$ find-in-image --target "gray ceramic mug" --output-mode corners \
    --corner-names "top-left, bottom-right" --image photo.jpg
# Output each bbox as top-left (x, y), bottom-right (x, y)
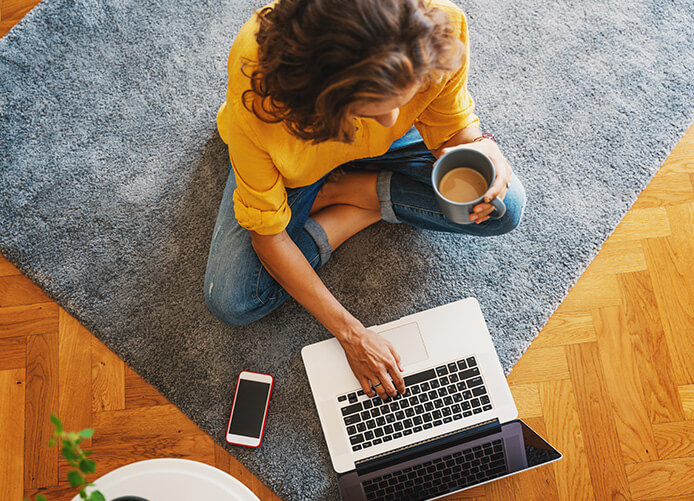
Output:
top-left (431, 147), bottom-right (506, 225)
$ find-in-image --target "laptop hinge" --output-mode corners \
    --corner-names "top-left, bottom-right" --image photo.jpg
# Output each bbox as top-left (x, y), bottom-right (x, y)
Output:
top-left (354, 418), bottom-right (501, 476)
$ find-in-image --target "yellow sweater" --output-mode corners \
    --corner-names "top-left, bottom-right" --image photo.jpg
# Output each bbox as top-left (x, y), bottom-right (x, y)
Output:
top-left (216, 0), bottom-right (479, 235)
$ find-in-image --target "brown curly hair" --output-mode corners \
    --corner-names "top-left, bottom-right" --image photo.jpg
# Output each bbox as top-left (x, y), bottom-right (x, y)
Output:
top-left (241, 0), bottom-right (464, 144)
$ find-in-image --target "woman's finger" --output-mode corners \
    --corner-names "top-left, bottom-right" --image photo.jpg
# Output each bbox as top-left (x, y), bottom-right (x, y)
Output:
top-left (473, 203), bottom-right (493, 214)
top-left (370, 375), bottom-right (389, 399)
top-left (358, 374), bottom-right (375, 397)
top-left (470, 203), bottom-right (495, 222)
top-left (483, 158), bottom-right (512, 202)
top-left (388, 361), bottom-right (406, 394)
top-left (378, 370), bottom-right (397, 397)
top-left (483, 173), bottom-right (506, 201)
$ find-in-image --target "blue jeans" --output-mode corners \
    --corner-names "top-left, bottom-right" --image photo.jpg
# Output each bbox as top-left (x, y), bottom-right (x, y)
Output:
top-left (204, 127), bottom-right (526, 326)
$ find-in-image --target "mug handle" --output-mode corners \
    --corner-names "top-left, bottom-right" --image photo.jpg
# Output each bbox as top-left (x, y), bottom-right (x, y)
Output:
top-left (489, 197), bottom-right (507, 219)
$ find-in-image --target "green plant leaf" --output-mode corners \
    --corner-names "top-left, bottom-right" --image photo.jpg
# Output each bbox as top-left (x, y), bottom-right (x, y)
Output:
top-left (67, 469), bottom-right (85, 487)
top-left (83, 450), bottom-right (93, 456)
top-left (37, 495), bottom-right (47, 501)
top-left (79, 458), bottom-right (96, 474)
top-left (89, 490), bottom-right (106, 501)
top-left (47, 438), bottom-right (55, 447)
top-left (62, 445), bottom-right (78, 461)
top-left (78, 428), bottom-right (94, 438)
top-left (50, 414), bottom-right (63, 432)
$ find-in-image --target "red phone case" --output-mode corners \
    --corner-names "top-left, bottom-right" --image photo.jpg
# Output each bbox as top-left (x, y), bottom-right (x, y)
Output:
top-left (225, 370), bottom-right (274, 448)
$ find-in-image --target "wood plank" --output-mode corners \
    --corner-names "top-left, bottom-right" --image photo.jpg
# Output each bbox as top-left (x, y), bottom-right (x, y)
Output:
top-left (586, 239), bottom-right (647, 275)
top-left (678, 385), bottom-right (694, 420)
top-left (619, 271), bottom-right (685, 423)
top-left (0, 275), bottom-right (51, 307)
top-left (643, 204), bottom-right (694, 385)
top-left (609, 207), bottom-right (671, 242)
top-left (24, 333), bottom-right (58, 489)
top-left (632, 173), bottom-right (694, 209)
top-left (0, 335), bottom-right (25, 370)
top-left (592, 306), bottom-right (658, 463)
top-left (23, 484), bottom-right (84, 501)
top-left (626, 457), bottom-right (694, 499)
top-left (629, 496), bottom-right (694, 501)
top-left (0, 21), bottom-right (15, 38)
top-left (484, 472), bottom-right (523, 501)
top-left (0, 0), bottom-right (40, 21)
top-left (652, 421), bottom-right (694, 459)
top-left (506, 346), bottom-right (570, 385)
top-left (125, 365), bottom-right (169, 408)
top-left (0, 369), bottom-right (26, 501)
top-left (0, 255), bottom-right (22, 276)
top-left (92, 404), bottom-right (203, 439)
top-left (82, 406), bottom-right (216, 479)
top-left (58, 308), bottom-right (92, 445)
top-left (557, 270), bottom-right (622, 312)
top-left (91, 337), bottom-right (124, 412)
top-left (508, 383), bottom-right (542, 418)
top-left (565, 343), bottom-right (630, 501)
top-left (59, 432), bottom-right (215, 482)
top-left (0, 302), bottom-right (58, 338)
top-left (538, 379), bottom-right (594, 501)
top-left (532, 311), bottom-right (596, 348)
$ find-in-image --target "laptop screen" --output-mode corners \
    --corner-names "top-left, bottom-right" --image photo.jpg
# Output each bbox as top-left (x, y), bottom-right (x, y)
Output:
top-left (338, 419), bottom-right (561, 501)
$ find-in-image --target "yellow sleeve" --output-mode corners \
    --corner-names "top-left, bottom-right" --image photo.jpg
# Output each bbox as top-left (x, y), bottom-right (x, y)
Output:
top-left (226, 116), bottom-right (291, 235)
top-left (415, 9), bottom-right (480, 151)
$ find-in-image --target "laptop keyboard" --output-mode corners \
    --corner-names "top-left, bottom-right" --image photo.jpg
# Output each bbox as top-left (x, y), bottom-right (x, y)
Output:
top-left (337, 356), bottom-right (493, 453)
top-left (362, 438), bottom-right (507, 500)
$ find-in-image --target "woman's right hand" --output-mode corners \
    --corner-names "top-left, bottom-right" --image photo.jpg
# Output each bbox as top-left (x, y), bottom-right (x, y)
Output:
top-left (337, 324), bottom-right (406, 399)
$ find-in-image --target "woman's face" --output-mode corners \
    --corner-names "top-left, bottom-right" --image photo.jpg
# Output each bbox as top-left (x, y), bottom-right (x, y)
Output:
top-left (351, 82), bottom-right (421, 129)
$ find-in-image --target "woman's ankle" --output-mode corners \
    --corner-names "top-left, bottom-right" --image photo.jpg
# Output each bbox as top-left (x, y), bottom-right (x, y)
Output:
top-left (311, 204), bottom-right (381, 250)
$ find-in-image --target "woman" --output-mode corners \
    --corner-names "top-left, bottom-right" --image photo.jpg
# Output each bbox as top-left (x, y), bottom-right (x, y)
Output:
top-left (206, 0), bottom-right (525, 401)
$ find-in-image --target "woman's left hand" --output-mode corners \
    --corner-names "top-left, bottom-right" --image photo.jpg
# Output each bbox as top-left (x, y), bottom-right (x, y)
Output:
top-left (439, 138), bottom-right (514, 224)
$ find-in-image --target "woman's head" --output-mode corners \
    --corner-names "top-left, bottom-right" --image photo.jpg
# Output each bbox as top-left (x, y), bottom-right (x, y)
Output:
top-left (242, 0), bottom-right (464, 143)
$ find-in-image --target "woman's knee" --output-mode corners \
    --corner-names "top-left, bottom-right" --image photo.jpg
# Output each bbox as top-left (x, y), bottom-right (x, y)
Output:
top-left (204, 268), bottom-right (261, 327)
top-left (498, 173), bottom-right (526, 233)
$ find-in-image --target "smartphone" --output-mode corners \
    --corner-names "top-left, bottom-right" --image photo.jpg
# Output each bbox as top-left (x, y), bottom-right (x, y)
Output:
top-left (225, 370), bottom-right (274, 448)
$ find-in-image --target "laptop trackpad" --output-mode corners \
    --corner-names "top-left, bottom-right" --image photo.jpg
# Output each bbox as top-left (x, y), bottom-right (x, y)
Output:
top-left (378, 322), bottom-right (428, 367)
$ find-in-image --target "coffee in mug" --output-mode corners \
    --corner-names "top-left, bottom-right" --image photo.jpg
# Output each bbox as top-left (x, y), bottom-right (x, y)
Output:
top-left (438, 167), bottom-right (488, 203)
top-left (431, 147), bottom-right (506, 225)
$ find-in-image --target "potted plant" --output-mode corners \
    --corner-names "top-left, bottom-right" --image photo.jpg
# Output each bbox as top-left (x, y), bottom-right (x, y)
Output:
top-left (25, 415), bottom-right (148, 501)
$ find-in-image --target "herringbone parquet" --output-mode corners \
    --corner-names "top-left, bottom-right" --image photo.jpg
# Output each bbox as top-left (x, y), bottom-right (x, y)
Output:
top-left (1, 4), bottom-right (693, 500)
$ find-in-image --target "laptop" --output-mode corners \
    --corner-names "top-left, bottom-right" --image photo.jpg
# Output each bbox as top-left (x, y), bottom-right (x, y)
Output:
top-left (301, 298), bottom-right (561, 500)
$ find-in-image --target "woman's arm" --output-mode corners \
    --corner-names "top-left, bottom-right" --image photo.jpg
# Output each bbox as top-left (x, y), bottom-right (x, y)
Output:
top-left (251, 230), bottom-right (406, 398)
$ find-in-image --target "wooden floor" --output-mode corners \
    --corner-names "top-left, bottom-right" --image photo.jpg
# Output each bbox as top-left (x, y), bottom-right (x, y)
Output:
top-left (2, 5), bottom-right (694, 500)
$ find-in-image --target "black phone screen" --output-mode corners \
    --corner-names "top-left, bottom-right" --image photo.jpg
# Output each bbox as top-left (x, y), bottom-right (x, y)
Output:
top-left (228, 379), bottom-right (271, 438)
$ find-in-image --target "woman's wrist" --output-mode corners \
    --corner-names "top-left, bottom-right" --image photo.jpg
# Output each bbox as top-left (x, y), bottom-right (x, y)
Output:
top-left (471, 131), bottom-right (496, 144)
top-left (330, 313), bottom-right (366, 344)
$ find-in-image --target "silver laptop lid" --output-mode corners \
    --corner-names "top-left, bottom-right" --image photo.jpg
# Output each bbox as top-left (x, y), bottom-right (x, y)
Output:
top-left (338, 419), bottom-right (561, 500)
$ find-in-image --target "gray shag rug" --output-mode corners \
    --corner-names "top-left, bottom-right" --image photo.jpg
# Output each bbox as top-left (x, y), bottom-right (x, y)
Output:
top-left (1, 0), bottom-right (692, 499)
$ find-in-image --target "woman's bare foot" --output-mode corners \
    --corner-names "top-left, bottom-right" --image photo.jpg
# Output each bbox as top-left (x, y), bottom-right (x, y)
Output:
top-left (310, 169), bottom-right (380, 215)
top-left (307, 169), bottom-right (382, 250)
